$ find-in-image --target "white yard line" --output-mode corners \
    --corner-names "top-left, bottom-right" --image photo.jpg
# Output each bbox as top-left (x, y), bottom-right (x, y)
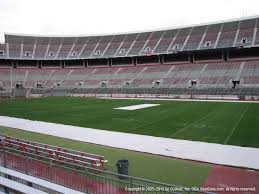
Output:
top-left (0, 116), bottom-right (259, 170)
top-left (224, 104), bottom-right (249, 144)
top-left (170, 111), bottom-right (214, 137)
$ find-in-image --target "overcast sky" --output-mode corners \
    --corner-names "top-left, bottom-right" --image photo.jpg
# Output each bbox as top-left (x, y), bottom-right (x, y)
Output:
top-left (0, 0), bottom-right (259, 42)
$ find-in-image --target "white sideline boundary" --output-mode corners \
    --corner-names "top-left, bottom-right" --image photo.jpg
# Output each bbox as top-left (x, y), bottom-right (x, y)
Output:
top-left (98, 96), bottom-right (259, 103)
top-left (0, 116), bottom-right (259, 170)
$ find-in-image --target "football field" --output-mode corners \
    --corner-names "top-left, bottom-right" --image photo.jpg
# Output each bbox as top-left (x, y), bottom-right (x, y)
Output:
top-left (0, 97), bottom-right (258, 148)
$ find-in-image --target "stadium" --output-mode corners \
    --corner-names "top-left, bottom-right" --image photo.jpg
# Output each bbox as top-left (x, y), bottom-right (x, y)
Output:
top-left (0, 0), bottom-right (259, 193)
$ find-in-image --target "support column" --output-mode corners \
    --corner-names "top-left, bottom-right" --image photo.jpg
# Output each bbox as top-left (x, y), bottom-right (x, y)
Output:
top-left (110, 58), bottom-right (113, 67)
top-left (135, 57), bottom-right (137, 66)
top-left (83, 60), bottom-right (86, 68)
top-left (162, 55), bottom-right (164, 64)
top-left (159, 55), bottom-right (164, 64)
top-left (223, 51), bottom-right (228, 61)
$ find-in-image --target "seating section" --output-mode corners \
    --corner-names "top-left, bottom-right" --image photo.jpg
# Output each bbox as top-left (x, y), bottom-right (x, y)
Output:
top-left (79, 37), bottom-right (101, 58)
top-left (21, 36), bottom-right (36, 59)
top-left (235, 19), bottom-right (256, 47)
top-left (168, 28), bottom-right (192, 52)
top-left (127, 32), bottom-right (151, 56)
top-left (141, 31), bottom-right (164, 55)
top-left (0, 69), bottom-right (11, 88)
top-left (1, 60), bottom-right (259, 90)
top-left (22, 44), bottom-right (34, 59)
top-left (34, 37), bottom-right (50, 59)
top-left (46, 37), bottom-right (63, 59)
top-left (34, 45), bottom-right (48, 59)
top-left (199, 24), bottom-right (221, 49)
top-left (1, 17), bottom-right (258, 59)
top-left (240, 60), bottom-right (259, 85)
top-left (164, 63), bottom-right (205, 87)
top-left (217, 21), bottom-right (239, 48)
top-left (8, 44), bottom-right (21, 58)
top-left (102, 35), bottom-right (126, 58)
top-left (91, 36), bottom-right (113, 58)
top-left (154, 30), bottom-right (178, 54)
top-left (115, 34), bottom-right (138, 57)
top-left (69, 37), bottom-right (88, 59)
top-left (0, 44), bottom-right (7, 59)
top-left (199, 62), bottom-right (241, 86)
top-left (25, 69), bottom-right (53, 87)
top-left (57, 37), bottom-right (75, 58)
top-left (1, 18), bottom-right (259, 93)
top-left (254, 18), bottom-right (259, 46)
top-left (44, 69), bottom-right (71, 87)
top-left (11, 69), bottom-right (27, 87)
top-left (184, 26), bottom-right (206, 51)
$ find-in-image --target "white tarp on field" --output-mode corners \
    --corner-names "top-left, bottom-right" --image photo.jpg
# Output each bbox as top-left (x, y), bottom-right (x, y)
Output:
top-left (114, 104), bottom-right (160, 110)
top-left (0, 116), bottom-right (259, 170)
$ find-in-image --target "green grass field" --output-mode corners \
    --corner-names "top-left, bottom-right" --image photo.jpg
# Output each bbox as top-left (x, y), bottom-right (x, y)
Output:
top-left (0, 97), bottom-right (258, 148)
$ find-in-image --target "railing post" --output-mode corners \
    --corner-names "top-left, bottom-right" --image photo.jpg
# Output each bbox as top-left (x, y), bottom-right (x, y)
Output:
top-left (130, 177), bottom-right (133, 194)
top-left (3, 142), bottom-right (6, 168)
top-left (25, 153), bottom-right (29, 174)
top-left (85, 167), bottom-right (88, 194)
top-left (49, 159), bottom-right (53, 182)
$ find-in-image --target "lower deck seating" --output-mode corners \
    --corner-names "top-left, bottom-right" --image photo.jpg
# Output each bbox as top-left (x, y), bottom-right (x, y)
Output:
top-left (1, 60), bottom-right (259, 94)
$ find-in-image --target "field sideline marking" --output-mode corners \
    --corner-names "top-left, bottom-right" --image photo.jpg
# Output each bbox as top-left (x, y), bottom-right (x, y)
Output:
top-left (170, 111), bottom-right (214, 137)
top-left (100, 97), bottom-right (259, 103)
top-left (224, 104), bottom-right (249, 144)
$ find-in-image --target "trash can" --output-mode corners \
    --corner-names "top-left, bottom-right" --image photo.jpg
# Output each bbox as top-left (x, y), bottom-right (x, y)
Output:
top-left (116, 159), bottom-right (129, 179)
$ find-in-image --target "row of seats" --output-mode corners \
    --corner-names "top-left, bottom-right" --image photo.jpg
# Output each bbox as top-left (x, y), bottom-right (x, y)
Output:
top-left (1, 60), bottom-right (259, 89)
top-left (1, 18), bottom-right (258, 59)
top-left (1, 133), bottom-right (107, 169)
top-left (35, 87), bottom-right (259, 97)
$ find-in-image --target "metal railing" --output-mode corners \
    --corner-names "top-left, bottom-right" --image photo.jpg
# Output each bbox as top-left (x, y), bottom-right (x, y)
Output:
top-left (0, 142), bottom-right (213, 194)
